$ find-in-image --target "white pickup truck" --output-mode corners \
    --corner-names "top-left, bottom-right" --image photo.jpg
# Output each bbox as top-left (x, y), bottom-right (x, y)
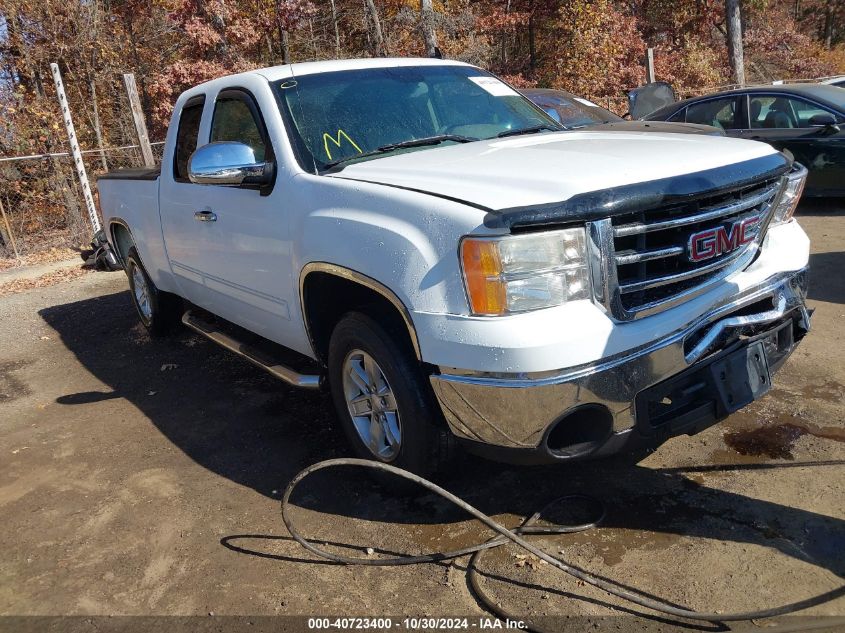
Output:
top-left (98, 58), bottom-right (811, 476)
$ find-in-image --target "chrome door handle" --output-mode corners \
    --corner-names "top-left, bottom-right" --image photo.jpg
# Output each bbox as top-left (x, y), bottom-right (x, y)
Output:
top-left (194, 210), bottom-right (217, 222)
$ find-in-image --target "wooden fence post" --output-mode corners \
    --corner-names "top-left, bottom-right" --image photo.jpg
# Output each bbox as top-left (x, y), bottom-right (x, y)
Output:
top-left (122, 73), bottom-right (155, 168)
top-left (89, 78), bottom-right (109, 172)
top-left (0, 197), bottom-right (20, 260)
top-left (645, 48), bottom-right (656, 84)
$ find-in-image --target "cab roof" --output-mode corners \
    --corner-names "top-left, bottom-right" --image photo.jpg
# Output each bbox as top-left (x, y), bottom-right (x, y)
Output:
top-left (187, 58), bottom-right (473, 93)
top-left (256, 57), bottom-right (471, 81)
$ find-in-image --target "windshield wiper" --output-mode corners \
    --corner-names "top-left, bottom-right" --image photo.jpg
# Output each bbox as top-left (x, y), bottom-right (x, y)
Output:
top-left (324, 134), bottom-right (477, 170)
top-left (496, 124), bottom-right (561, 138)
top-left (379, 134), bottom-right (478, 151)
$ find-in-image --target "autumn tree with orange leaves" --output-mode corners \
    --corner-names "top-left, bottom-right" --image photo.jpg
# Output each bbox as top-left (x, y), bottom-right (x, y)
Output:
top-left (0, 0), bottom-right (842, 252)
top-left (3, 0), bottom-right (842, 142)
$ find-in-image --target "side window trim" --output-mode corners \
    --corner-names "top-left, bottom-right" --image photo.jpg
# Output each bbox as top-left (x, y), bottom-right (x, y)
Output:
top-left (173, 95), bottom-right (206, 183)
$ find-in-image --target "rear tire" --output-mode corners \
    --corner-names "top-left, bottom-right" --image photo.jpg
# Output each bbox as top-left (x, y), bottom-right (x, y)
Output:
top-left (125, 246), bottom-right (182, 336)
top-left (327, 312), bottom-right (455, 480)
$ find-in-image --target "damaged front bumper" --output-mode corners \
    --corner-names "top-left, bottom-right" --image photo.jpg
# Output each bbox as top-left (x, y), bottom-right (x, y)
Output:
top-left (430, 268), bottom-right (810, 464)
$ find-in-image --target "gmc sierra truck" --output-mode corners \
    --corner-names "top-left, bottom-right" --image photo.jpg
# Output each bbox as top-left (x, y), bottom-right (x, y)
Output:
top-left (98, 58), bottom-right (811, 476)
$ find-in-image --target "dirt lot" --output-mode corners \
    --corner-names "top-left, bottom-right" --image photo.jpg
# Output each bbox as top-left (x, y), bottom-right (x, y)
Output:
top-left (1, 203), bottom-right (844, 631)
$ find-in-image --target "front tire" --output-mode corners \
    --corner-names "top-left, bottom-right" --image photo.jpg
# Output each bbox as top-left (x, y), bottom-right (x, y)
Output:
top-left (125, 246), bottom-right (182, 336)
top-left (327, 312), bottom-right (454, 479)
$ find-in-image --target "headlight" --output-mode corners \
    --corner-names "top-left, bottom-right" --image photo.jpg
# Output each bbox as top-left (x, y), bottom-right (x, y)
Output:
top-left (770, 163), bottom-right (807, 225)
top-left (460, 228), bottom-right (590, 315)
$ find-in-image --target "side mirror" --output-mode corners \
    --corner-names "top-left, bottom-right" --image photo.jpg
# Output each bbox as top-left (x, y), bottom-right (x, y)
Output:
top-left (188, 141), bottom-right (273, 186)
top-left (808, 113), bottom-right (840, 134)
top-left (808, 113), bottom-right (836, 127)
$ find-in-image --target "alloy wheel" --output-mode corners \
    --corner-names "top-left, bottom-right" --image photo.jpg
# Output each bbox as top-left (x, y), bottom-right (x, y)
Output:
top-left (341, 349), bottom-right (401, 461)
top-left (131, 264), bottom-right (153, 321)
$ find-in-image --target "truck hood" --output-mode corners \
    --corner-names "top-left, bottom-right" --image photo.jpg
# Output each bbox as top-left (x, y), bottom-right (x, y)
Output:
top-left (330, 131), bottom-right (781, 216)
top-left (581, 120), bottom-right (723, 135)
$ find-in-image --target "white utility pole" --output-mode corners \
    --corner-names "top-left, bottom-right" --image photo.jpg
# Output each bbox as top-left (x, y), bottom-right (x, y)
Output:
top-left (50, 62), bottom-right (101, 233)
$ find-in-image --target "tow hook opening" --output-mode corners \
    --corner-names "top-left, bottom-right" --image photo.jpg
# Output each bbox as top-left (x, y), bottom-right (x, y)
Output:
top-left (545, 405), bottom-right (613, 459)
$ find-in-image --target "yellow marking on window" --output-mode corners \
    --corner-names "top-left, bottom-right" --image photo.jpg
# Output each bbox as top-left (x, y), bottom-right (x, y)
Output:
top-left (323, 129), bottom-right (362, 160)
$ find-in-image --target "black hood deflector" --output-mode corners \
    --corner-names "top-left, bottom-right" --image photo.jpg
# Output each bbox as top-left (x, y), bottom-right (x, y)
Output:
top-left (483, 152), bottom-right (791, 231)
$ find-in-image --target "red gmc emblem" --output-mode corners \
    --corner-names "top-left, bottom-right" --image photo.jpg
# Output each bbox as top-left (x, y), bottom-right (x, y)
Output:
top-left (688, 215), bottom-right (761, 263)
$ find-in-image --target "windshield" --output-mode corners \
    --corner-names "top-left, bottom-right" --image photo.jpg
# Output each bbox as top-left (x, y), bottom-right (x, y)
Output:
top-left (275, 65), bottom-right (558, 171)
top-left (525, 91), bottom-right (620, 128)
top-left (818, 87), bottom-right (845, 109)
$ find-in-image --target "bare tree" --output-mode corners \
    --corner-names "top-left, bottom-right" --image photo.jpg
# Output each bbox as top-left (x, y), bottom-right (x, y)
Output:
top-left (823, 0), bottom-right (838, 49)
top-left (725, 0), bottom-right (745, 86)
top-left (279, 26), bottom-right (291, 63)
top-left (329, 0), bottom-right (341, 57)
top-left (364, 0), bottom-right (387, 56)
top-left (420, 0), bottom-right (438, 57)
top-left (501, 0), bottom-right (511, 66)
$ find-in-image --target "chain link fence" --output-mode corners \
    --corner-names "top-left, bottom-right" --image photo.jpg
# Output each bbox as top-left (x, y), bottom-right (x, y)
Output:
top-left (0, 65), bottom-right (167, 266)
top-left (0, 142), bottom-right (163, 264)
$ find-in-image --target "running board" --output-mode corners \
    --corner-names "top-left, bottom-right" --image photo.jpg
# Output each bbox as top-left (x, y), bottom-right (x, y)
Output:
top-left (182, 310), bottom-right (322, 389)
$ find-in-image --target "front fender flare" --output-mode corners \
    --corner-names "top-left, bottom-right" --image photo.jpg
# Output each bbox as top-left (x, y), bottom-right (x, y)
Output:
top-left (298, 262), bottom-right (423, 361)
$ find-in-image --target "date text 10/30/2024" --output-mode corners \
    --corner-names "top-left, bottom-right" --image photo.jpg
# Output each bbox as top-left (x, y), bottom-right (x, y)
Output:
top-left (307, 618), bottom-right (527, 630)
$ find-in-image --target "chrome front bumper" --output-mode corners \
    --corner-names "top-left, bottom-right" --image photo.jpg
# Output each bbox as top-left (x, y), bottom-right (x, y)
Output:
top-left (429, 268), bottom-right (809, 455)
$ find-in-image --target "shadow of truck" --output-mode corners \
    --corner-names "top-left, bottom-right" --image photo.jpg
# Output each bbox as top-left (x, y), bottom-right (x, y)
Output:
top-left (37, 288), bottom-right (845, 588)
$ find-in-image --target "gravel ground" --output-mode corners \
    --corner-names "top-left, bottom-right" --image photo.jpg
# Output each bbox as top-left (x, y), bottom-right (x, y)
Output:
top-left (0, 257), bottom-right (83, 283)
top-left (0, 203), bottom-right (843, 632)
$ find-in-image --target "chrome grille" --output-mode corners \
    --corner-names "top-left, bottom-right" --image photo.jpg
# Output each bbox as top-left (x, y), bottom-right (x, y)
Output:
top-left (591, 178), bottom-right (784, 320)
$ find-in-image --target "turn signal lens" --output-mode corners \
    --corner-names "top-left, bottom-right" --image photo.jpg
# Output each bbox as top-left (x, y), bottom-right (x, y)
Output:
top-left (461, 238), bottom-right (506, 315)
top-left (460, 228), bottom-right (590, 316)
top-left (771, 163), bottom-right (807, 225)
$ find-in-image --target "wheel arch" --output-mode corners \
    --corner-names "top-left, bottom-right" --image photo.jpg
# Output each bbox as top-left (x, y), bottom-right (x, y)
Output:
top-left (109, 218), bottom-right (136, 267)
top-left (299, 263), bottom-right (422, 365)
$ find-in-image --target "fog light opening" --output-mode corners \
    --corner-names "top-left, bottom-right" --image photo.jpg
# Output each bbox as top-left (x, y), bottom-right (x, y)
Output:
top-left (545, 405), bottom-right (613, 459)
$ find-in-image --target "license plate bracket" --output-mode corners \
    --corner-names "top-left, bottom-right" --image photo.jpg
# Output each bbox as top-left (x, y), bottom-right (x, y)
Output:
top-left (710, 340), bottom-right (772, 414)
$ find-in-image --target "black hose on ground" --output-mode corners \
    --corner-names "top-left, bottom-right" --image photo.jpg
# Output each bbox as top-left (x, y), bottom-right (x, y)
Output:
top-left (281, 458), bottom-right (845, 630)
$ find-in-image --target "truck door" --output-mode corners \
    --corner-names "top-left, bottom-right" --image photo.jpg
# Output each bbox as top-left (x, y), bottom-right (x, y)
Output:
top-left (160, 86), bottom-right (298, 346)
top-left (158, 95), bottom-right (209, 306)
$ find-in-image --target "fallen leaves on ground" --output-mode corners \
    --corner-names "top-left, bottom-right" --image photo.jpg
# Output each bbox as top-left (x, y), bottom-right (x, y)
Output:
top-left (0, 266), bottom-right (92, 297)
top-left (0, 246), bottom-right (82, 272)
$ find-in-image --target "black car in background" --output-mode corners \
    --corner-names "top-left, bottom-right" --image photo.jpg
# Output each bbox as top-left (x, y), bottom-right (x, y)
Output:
top-left (645, 84), bottom-right (845, 196)
top-left (522, 88), bottom-right (721, 135)
top-left (821, 76), bottom-right (845, 88)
